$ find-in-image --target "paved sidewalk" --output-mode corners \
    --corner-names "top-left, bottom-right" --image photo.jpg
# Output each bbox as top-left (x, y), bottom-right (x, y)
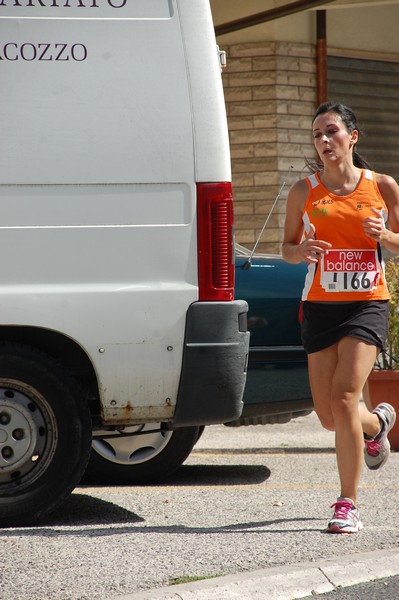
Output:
top-left (3, 410), bottom-right (397, 600)
top-left (108, 410), bottom-right (399, 600)
top-left (111, 549), bottom-right (399, 600)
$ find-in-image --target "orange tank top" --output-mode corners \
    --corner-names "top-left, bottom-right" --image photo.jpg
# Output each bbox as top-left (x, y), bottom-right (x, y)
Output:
top-left (301, 169), bottom-right (390, 302)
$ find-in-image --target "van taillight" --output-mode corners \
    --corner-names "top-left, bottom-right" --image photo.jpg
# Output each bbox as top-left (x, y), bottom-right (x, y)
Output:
top-left (197, 182), bottom-right (234, 301)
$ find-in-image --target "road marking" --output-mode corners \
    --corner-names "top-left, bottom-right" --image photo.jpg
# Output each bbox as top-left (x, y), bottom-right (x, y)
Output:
top-left (76, 483), bottom-right (398, 493)
top-left (191, 450), bottom-right (335, 456)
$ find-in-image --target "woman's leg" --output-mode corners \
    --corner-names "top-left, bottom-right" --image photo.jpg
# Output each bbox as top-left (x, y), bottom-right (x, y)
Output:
top-left (331, 338), bottom-right (378, 504)
top-left (307, 344), bottom-right (337, 431)
top-left (360, 381), bottom-right (381, 438)
top-left (308, 338), bottom-right (379, 505)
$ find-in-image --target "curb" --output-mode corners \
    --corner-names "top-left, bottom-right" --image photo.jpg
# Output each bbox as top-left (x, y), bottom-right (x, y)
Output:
top-left (107, 549), bottom-right (399, 600)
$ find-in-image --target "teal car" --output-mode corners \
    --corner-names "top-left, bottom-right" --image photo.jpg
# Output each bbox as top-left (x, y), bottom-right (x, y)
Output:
top-left (84, 246), bottom-right (313, 484)
top-left (231, 244), bottom-right (312, 426)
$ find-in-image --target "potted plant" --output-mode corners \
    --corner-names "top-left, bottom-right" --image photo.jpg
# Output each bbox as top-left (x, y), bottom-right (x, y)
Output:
top-left (364, 255), bottom-right (399, 449)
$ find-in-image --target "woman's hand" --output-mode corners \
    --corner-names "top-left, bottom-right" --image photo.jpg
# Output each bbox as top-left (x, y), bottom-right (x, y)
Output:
top-left (363, 208), bottom-right (386, 242)
top-left (298, 223), bottom-right (332, 264)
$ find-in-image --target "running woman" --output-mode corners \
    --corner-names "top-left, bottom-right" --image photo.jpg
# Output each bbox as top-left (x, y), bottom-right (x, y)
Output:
top-left (282, 101), bottom-right (399, 533)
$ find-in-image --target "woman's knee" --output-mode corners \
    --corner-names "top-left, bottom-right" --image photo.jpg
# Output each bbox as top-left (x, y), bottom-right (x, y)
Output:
top-left (331, 394), bottom-right (359, 419)
top-left (319, 417), bottom-right (335, 432)
top-left (314, 410), bottom-right (335, 431)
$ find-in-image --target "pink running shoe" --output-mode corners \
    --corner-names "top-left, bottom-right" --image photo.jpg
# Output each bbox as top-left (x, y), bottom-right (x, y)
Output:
top-left (364, 403), bottom-right (396, 470)
top-left (326, 498), bottom-right (363, 534)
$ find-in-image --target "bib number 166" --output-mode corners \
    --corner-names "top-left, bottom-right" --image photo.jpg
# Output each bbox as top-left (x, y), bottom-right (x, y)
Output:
top-left (321, 249), bottom-right (379, 293)
top-left (332, 272), bottom-right (376, 291)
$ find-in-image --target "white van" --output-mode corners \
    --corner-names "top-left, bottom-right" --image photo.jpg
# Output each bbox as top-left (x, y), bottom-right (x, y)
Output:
top-left (0, 0), bottom-right (249, 525)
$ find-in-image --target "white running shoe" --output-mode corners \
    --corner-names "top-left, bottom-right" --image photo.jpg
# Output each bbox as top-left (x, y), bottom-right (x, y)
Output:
top-left (326, 497), bottom-right (363, 534)
top-left (364, 403), bottom-right (396, 470)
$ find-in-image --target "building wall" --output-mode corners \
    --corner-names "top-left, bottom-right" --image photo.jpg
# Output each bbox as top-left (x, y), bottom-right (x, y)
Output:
top-left (328, 4), bottom-right (399, 56)
top-left (213, 1), bottom-right (399, 253)
top-left (212, 1), bottom-right (399, 54)
top-left (223, 41), bottom-right (316, 253)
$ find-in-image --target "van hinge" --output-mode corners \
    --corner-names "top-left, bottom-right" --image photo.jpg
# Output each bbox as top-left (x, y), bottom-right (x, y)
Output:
top-left (217, 46), bottom-right (227, 71)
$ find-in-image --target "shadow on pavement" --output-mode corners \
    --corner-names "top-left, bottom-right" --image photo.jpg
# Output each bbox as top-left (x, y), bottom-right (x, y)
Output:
top-left (167, 464), bottom-right (271, 485)
top-left (0, 493), bottom-right (145, 533)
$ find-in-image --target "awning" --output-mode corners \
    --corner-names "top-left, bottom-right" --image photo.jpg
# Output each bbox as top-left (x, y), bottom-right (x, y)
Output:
top-left (215, 0), bottom-right (397, 36)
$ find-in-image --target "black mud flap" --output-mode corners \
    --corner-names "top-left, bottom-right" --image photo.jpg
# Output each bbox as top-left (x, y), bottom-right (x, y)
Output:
top-left (173, 300), bottom-right (249, 427)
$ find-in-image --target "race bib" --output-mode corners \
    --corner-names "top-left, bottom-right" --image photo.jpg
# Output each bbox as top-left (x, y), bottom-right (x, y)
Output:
top-left (320, 249), bottom-right (380, 293)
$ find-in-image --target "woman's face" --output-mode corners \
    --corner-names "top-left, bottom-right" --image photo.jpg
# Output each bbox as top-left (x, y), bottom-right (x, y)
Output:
top-left (312, 111), bottom-right (358, 165)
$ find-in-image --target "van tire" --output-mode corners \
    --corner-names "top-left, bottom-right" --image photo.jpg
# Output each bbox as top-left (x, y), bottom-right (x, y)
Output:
top-left (0, 343), bottom-right (92, 527)
top-left (85, 424), bottom-right (201, 484)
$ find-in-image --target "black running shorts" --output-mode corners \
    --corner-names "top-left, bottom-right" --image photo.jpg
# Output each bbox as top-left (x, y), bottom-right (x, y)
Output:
top-left (301, 300), bottom-right (389, 354)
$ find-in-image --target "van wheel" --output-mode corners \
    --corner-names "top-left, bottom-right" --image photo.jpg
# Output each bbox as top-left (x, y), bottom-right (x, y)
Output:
top-left (85, 424), bottom-right (201, 484)
top-left (0, 344), bottom-right (92, 527)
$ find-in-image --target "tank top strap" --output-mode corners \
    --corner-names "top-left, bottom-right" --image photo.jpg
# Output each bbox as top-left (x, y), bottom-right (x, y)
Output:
top-left (362, 169), bottom-right (386, 210)
top-left (307, 173), bottom-right (319, 189)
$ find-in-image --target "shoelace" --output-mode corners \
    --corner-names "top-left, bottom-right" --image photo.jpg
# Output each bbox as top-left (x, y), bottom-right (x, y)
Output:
top-left (330, 501), bottom-right (353, 520)
top-left (364, 439), bottom-right (382, 457)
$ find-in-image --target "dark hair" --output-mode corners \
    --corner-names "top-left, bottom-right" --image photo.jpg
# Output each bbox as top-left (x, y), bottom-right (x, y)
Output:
top-left (308, 101), bottom-right (371, 171)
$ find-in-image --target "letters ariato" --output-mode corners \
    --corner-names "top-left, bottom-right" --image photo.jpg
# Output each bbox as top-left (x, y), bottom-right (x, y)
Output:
top-left (0, 0), bottom-right (126, 7)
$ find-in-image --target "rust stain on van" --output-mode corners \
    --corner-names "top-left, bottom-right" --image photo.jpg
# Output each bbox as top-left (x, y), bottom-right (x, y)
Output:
top-left (102, 402), bottom-right (174, 425)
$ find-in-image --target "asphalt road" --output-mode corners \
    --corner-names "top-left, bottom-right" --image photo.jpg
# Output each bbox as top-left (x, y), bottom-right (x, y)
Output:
top-left (302, 575), bottom-right (399, 600)
top-left (1, 411), bottom-right (398, 600)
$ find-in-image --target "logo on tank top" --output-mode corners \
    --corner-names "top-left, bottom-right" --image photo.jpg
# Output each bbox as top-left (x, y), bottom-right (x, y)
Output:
top-left (312, 208), bottom-right (328, 217)
top-left (312, 199), bottom-right (334, 206)
top-left (356, 201), bottom-right (373, 210)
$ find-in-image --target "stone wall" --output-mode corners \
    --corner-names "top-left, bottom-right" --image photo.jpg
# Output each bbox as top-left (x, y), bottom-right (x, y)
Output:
top-left (223, 42), bottom-right (317, 254)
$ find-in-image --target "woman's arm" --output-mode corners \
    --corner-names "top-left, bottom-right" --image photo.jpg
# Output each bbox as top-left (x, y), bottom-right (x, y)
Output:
top-left (364, 173), bottom-right (399, 254)
top-left (282, 179), bottom-right (331, 264)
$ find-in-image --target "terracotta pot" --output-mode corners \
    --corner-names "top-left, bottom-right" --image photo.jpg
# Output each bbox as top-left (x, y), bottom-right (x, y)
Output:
top-left (364, 370), bottom-right (399, 450)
